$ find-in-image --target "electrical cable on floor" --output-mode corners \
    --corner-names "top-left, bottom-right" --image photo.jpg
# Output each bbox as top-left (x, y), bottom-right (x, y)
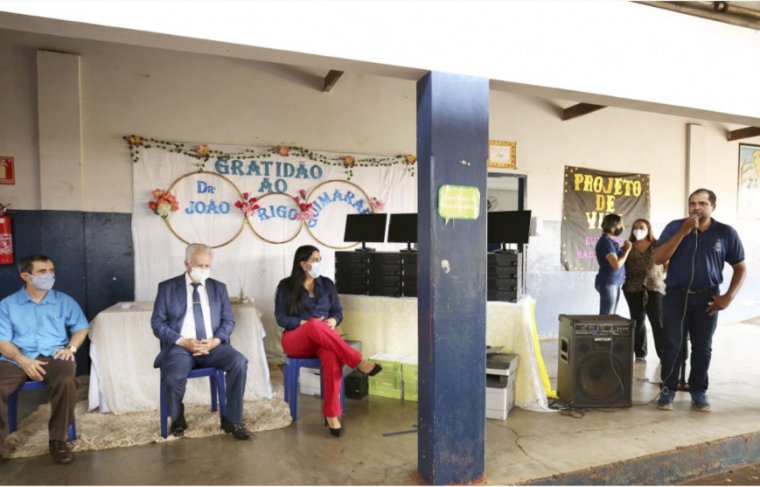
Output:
top-left (548, 398), bottom-right (586, 418)
top-left (382, 424), bottom-right (418, 437)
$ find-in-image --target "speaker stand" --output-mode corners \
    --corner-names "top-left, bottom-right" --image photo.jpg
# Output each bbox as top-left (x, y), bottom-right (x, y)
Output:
top-left (677, 358), bottom-right (690, 391)
top-left (677, 338), bottom-right (690, 392)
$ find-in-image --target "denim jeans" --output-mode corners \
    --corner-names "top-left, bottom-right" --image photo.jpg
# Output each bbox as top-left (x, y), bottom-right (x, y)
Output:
top-left (596, 284), bottom-right (621, 315)
top-left (623, 290), bottom-right (665, 359)
top-left (660, 287), bottom-right (718, 394)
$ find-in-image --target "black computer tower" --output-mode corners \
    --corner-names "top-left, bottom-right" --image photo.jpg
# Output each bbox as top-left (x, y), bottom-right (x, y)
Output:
top-left (335, 251), bottom-right (370, 295)
top-left (367, 252), bottom-right (402, 297)
top-left (401, 252), bottom-right (417, 297)
top-left (487, 251), bottom-right (522, 302)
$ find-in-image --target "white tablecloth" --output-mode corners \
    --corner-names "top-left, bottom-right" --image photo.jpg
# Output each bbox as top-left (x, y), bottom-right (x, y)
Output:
top-left (339, 295), bottom-right (549, 411)
top-left (88, 301), bottom-right (273, 413)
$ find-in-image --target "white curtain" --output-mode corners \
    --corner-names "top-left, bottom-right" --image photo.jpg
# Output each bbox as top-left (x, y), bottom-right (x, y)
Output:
top-left (131, 141), bottom-right (417, 356)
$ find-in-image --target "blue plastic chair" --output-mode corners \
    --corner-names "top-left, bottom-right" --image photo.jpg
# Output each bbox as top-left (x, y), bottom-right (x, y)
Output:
top-left (283, 356), bottom-right (346, 421)
top-left (7, 380), bottom-right (77, 441)
top-left (159, 367), bottom-right (226, 438)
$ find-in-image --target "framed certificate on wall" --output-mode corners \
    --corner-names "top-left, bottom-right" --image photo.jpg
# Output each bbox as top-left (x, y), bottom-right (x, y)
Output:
top-left (488, 140), bottom-right (516, 169)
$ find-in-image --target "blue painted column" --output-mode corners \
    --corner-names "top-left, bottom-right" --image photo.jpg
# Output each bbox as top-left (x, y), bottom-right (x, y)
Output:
top-left (416, 71), bottom-right (489, 484)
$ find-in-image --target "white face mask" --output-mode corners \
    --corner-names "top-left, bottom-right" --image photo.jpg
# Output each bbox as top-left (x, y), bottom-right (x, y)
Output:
top-left (189, 267), bottom-right (210, 283)
top-left (633, 229), bottom-right (648, 241)
top-left (30, 273), bottom-right (55, 291)
top-left (307, 262), bottom-right (321, 279)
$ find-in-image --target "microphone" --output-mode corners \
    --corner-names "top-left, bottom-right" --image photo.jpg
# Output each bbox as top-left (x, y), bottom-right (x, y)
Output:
top-left (689, 215), bottom-right (700, 236)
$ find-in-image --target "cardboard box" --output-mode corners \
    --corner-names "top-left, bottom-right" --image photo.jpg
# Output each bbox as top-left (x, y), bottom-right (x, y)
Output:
top-left (369, 353), bottom-right (404, 399)
top-left (400, 355), bottom-right (419, 401)
top-left (299, 366), bottom-right (321, 396)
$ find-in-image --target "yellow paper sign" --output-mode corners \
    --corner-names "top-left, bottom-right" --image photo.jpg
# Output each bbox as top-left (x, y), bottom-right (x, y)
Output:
top-left (438, 185), bottom-right (480, 220)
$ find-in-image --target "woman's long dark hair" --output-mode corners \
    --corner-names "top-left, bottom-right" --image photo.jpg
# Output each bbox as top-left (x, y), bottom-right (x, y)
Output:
top-left (600, 213), bottom-right (622, 234)
top-left (287, 245), bottom-right (319, 315)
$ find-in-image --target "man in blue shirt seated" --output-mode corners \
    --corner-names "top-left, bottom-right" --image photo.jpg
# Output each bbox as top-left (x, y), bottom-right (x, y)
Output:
top-left (654, 189), bottom-right (746, 412)
top-left (0, 254), bottom-right (89, 465)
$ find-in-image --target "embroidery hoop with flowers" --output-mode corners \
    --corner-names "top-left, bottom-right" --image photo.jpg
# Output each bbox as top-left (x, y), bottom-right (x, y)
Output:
top-left (124, 135), bottom-right (416, 179)
top-left (293, 189), bottom-right (315, 222)
top-left (147, 189), bottom-right (180, 219)
top-left (234, 192), bottom-right (260, 217)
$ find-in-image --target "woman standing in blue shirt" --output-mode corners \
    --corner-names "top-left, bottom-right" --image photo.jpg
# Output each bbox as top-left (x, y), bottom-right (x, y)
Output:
top-left (275, 245), bottom-right (381, 437)
top-left (595, 214), bottom-right (632, 314)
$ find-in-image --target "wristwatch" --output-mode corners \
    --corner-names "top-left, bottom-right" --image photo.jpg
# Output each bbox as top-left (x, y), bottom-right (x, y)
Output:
top-left (67, 345), bottom-right (78, 353)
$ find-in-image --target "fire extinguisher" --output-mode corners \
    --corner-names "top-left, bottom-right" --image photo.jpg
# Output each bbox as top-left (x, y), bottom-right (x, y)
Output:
top-left (0, 213), bottom-right (13, 265)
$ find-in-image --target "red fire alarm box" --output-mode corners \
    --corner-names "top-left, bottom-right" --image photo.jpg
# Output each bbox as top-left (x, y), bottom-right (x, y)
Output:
top-left (0, 157), bottom-right (14, 185)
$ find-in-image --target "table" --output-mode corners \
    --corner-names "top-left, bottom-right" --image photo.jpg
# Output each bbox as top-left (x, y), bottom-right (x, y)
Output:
top-left (339, 295), bottom-right (550, 411)
top-left (88, 301), bottom-right (273, 413)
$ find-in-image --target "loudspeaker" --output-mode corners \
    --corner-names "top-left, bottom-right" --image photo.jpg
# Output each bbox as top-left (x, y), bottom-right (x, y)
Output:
top-left (345, 371), bottom-right (368, 399)
top-left (557, 314), bottom-right (633, 408)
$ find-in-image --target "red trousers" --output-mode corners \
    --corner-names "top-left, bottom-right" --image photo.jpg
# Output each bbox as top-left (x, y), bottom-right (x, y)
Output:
top-left (281, 318), bottom-right (362, 417)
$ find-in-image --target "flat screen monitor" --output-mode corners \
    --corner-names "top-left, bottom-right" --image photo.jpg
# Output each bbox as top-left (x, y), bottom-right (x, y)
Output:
top-left (487, 210), bottom-right (532, 248)
top-left (387, 213), bottom-right (417, 251)
top-left (343, 213), bottom-right (388, 251)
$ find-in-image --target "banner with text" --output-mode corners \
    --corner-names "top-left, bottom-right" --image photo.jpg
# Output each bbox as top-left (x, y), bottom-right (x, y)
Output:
top-left (130, 137), bottom-right (417, 331)
top-left (561, 166), bottom-right (650, 271)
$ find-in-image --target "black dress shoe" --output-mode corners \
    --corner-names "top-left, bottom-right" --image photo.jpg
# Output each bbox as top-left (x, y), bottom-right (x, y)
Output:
top-left (221, 418), bottom-right (253, 440)
top-left (170, 403), bottom-right (187, 437)
top-left (324, 417), bottom-right (343, 437)
top-left (49, 439), bottom-right (74, 465)
top-left (366, 363), bottom-right (383, 377)
top-left (170, 418), bottom-right (186, 437)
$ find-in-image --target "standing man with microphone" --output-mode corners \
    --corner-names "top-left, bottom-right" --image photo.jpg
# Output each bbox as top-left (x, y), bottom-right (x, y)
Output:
top-left (653, 188), bottom-right (746, 411)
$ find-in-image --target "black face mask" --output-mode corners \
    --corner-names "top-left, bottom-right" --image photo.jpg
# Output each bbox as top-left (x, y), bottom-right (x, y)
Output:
top-left (613, 227), bottom-right (624, 237)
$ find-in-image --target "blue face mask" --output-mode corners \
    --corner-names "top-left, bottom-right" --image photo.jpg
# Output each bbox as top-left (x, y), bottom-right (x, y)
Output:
top-left (30, 273), bottom-right (55, 291)
top-left (307, 262), bottom-right (321, 279)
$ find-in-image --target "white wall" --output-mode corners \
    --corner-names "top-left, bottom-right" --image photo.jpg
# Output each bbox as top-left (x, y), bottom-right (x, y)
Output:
top-left (2, 27), bottom-right (759, 333)
top-left (0, 28), bottom-right (416, 212)
top-left (490, 90), bottom-right (760, 223)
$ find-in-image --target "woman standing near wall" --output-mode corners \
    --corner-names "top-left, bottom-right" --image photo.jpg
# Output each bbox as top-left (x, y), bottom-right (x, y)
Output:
top-left (622, 218), bottom-right (666, 361)
top-left (595, 214), bottom-right (632, 314)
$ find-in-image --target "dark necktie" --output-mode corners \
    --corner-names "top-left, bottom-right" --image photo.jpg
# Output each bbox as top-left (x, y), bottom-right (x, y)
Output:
top-left (191, 282), bottom-right (207, 340)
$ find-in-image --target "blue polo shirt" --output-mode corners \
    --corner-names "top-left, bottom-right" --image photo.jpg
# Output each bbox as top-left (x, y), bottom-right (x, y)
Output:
top-left (595, 234), bottom-right (626, 286)
top-left (274, 276), bottom-right (343, 331)
top-left (0, 287), bottom-right (89, 366)
top-left (658, 218), bottom-right (745, 289)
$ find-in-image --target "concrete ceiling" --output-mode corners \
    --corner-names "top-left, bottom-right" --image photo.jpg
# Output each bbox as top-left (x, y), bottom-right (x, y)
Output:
top-left (1, 2), bottom-right (760, 128)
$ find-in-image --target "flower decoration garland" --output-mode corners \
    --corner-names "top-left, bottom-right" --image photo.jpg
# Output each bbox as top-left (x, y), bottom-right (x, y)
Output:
top-left (369, 197), bottom-right (385, 213)
top-left (293, 189), bottom-right (315, 222)
top-left (147, 189), bottom-right (180, 219)
top-left (195, 144), bottom-right (210, 158)
top-left (234, 193), bottom-right (261, 217)
top-left (124, 135), bottom-right (416, 179)
top-left (126, 135), bottom-right (143, 147)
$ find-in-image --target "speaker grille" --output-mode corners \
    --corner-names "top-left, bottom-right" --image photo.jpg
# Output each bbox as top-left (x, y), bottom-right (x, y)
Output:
top-left (577, 353), bottom-right (627, 402)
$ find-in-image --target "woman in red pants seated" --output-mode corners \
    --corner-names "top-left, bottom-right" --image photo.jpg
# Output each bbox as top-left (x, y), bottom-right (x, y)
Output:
top-left (275, 245), bottom-right (381, 437)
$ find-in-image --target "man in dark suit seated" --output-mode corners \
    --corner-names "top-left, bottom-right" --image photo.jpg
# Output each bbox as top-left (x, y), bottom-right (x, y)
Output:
top-left (150, 243), bottom-right (252, 440)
